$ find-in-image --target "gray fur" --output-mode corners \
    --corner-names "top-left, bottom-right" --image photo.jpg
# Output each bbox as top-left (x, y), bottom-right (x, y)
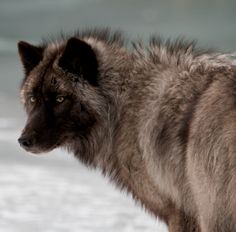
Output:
top-left (18, 29), bottom-right (236, 232)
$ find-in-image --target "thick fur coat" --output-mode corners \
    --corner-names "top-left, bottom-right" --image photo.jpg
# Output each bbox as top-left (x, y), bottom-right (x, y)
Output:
top-left (18, 28), bottom-right (236, 232)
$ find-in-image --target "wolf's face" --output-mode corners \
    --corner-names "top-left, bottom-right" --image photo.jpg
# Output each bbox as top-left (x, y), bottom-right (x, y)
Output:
top-left (17, 38), bottom-right (103, 154)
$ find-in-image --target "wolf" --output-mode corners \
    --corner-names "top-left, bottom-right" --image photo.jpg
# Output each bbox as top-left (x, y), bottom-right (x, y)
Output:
top-left (17, 28), bottom-right (236, 232)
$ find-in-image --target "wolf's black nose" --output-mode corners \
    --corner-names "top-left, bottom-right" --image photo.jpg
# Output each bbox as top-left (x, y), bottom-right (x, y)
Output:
top-left (18, 137), bottom-right (33, 148)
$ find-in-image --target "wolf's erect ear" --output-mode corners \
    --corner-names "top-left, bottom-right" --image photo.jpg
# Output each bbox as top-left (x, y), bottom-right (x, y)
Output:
top-left (18, 41), bottom-right (44, 75)
top-left (58, 38), bottom-right (98, 86)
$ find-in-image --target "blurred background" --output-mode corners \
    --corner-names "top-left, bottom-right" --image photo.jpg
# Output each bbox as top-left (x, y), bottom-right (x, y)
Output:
top-left (1, 0), bottom-right (236, 231)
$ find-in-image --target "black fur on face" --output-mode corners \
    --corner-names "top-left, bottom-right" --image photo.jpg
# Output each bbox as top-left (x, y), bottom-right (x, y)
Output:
top-left (19, 71), bottom-right (98, 154)
top-left (18, 38), bottom-right (105, 156)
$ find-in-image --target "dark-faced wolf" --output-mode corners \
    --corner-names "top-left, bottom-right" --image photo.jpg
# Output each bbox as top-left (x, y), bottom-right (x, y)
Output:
top-left (17, 28), bottom-right (236, 232)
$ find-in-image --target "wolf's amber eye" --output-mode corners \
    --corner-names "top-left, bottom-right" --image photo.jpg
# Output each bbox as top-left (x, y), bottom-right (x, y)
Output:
top-left (56, 96), bottom-right (64, 103)
top-left (30, 96), bottom-right (36, 103)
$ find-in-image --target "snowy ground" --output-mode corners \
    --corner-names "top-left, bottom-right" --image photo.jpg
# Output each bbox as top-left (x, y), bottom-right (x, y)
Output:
top-left (0, 94), bottom-right (167, 232)
top-left (0, 160), bottom-right (166, 232)
top-left (1, 1), bottom-right (236, 230)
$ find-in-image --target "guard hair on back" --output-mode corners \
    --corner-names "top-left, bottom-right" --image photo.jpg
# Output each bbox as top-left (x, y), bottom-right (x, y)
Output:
top-left (17, 27), bottom-right (236, 232)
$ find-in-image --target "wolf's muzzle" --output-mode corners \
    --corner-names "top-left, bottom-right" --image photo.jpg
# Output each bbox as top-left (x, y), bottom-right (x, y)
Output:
top-left (18, 136), bottom-right (33, 149)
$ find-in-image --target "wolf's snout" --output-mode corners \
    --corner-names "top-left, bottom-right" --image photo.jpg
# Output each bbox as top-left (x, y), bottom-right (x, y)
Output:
top-left (18, 136), bottom-right (33, 148)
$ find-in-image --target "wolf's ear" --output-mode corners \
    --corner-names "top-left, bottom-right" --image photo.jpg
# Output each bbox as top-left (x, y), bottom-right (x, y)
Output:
top-left (58, 38), bottom-right (98, 86)
top-left (18, 41), bottom-right (44, 75)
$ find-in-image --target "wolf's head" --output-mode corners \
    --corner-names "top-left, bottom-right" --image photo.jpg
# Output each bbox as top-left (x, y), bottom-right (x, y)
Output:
top-left (17, 37), bottom-right (109, 159)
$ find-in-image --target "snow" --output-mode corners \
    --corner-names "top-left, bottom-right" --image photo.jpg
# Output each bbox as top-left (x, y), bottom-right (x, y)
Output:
top-left (0, 114), bottom-right (167, 231)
